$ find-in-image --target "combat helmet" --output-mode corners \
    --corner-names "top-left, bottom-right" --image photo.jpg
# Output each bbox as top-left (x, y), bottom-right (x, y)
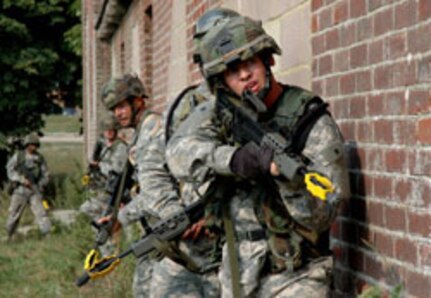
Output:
top-left (193, 8), bottom-right (240, 65)
top-left (198, 15), bottom-right (281, 81)
top-left (23, 132), bottom-right (40, 147)
top-left (99, 114), bottom-right (118, 131)
top-left (101, 74), bottom-right (147, 110)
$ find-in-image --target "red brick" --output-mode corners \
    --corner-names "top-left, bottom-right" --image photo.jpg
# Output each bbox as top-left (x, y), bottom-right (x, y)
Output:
top-left (385, 206), bottom-right (406, 232)
top-left (405, 269), bottom-right (431, 297)
top-left (408, 89), bottom-right (431, 115)
top-left (373, 8), bottom-right (394, 37)
top-left (319, 7), bottom-right (332, 31)
top-left (312, 34), bottom-right (325, 56)
top-left (367, 94), bottom-right (384, 116)
top-left (356, 17), bottom-right (372, 42)
top-left (340, 22), bottom-right (356, 47)
top-left (356, 70), bottom-right (371, 92)
top-left (367, 200), bottom-right (384, 226)
top-left (334, 50), bottom-right (349, 72)
top-left (364, 253), bottom-right (384, 280)
top-left (373, 231), bottom-right (394, 258)
top-left (419, 0), bottom-right (431, 21)
top-left (419, 243), bottom-right (431, 268)
top-left (366, 147), bottom-right (384, 172)
top-left (312, 14), bottom-right (319, 33)
top-left (332, 97), bottom-right (349, 119)
top-left (311, 0), bottom-right (324, 11)
top-left (350, 0), bottom-right (366, 18)
top-left (385, 149), bottom-right (406, 173)
top-left (409, 212), bottom-right (431, 237)
top-left (356, 121), bottom-right (373, 143)
top-left (391, 61), bottom-right (416, 87)
top-left (374, 175), bottom-right (394, 199)
top-left (395, 0), bottom-right (418, 29)
top-left (350, 44), bottom-right (368, 69)
top-left (326, 76), bottom-right (340, 97)
top-left (409, 149), bottom-right (431, 176)
top-left (394, 237), bottom-right (417, 265)
top-left (368, 0), bottom-right (385, 12)
top-left (338, 121), bottom-right (355, 141)
top-left (384, 91), bottom-right (405, 115)
top-left (374, 119), bottom-right (394, 144)
top-left (393, 178), bottom-right (411, 203)
top-left (408, 22), bottom-right (431, 54)
top-left (369, 39), bottom-right (384, 64)
top-left (386, 32), bottom-right (406, 60)
top-left (417, 118), bottom-right (431, 145)
top-left (319, 54), bottom-right (333, 76)
top-left (333, 1), bottom-right (348, 25)
top-left (393, 119), bottom-right (416, 145)
top-left (350, 96), bottom-right (366, 118)
top-left (417, 54), bottom-right (431, 83)
top-left (340, 73), bottom-right (355, 95)
top-left (374, 66), bottom-right (391, 89)
top-left (325, 28), bottom-right (340, 51)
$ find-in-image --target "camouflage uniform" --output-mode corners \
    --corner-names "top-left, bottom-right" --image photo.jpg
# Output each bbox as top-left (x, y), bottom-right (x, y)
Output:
top-left (79, 138), bottom-right (128, 221)
top-left (166, 15), bottom-right (350, 297)
top-left (6, 134), bottom-right (51, 236)
top-left (117, 110), bottom-right (162, 298)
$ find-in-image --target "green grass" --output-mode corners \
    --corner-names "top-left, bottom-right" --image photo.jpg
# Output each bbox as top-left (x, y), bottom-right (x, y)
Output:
top-left (0, 128), bottom-right (136, 296)
top-left (42, 115), bottom-right (81, 134)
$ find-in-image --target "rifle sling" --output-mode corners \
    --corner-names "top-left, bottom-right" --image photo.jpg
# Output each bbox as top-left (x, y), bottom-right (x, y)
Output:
top-left (222, 202), bottom-right (242, 298)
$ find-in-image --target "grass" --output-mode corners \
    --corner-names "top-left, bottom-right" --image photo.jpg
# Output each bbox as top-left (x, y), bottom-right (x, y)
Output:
top-left (42, 115), bottom-right (82, 134)
top-left (0, 131), bottom-right (136, 296)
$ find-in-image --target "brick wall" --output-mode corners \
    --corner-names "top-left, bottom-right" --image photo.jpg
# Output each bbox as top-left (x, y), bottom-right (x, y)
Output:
top-left (311, 0), bottom-right (431, 296)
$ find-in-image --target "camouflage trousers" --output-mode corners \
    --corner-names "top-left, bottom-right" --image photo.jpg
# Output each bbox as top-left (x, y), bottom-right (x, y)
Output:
top-left (79, 190), bottom-right (108, 221)
top-left (149, 257), bottom-right (220, 298)
top-left (133, 256), bottom-right (154, 298)
top-left (257, 256), bottom-right (333, 298)
top-left (220, 239), bottom-right (333, 298)
top-left (6, 189), bottom-right (51, 235)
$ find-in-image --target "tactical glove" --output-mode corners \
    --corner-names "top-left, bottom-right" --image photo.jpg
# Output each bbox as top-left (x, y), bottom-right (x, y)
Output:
top-left (230, 142), bottom-right (273, 179)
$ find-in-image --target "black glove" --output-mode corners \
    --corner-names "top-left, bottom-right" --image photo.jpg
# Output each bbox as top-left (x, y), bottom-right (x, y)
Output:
top-left (230, 142), bottom-right (273, 179)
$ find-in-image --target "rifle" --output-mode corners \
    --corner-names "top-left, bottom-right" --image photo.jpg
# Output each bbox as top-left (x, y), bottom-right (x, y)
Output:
top-left (76, 198), bottom-right (206, 286)
top-left (82, 137), bottom-right (105, 188)
top-left (216, 89), bottom-right (335, 201)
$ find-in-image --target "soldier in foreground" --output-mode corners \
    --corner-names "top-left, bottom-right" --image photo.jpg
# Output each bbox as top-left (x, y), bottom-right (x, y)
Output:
top-left (100, 74), bottom-right (161, 297)
top-left (166, 13), bottom-right (350, 297)
top-left (6, 132), bottom-right (51, 239)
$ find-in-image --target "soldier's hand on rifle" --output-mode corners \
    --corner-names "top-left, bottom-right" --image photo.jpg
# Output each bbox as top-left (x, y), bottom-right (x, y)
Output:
top-left (230, 142), bottom-right (274, 179)
top-left (97, 215), bottom-right (122, 234)
top-left (89, 161), bottom-right (99, 170)
top-left (182, 218), bottom-right (211, 241)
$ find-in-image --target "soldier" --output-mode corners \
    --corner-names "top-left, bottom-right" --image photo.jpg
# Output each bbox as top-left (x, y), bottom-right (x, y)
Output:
top-left (100, 74), bottom-right (161, 297)
top-left (6, 132), bottom-right (51, 239)
top-left (166, 13), bottom-right (350, 297)
top-left (79, 115), bottom-right (127, 224)
top-left (132, 8), bottom-right (244, 298)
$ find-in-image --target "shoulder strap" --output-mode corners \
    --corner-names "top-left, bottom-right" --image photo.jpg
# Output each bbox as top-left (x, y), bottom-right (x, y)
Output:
top-left (165, 84), bottom-right (199, 143)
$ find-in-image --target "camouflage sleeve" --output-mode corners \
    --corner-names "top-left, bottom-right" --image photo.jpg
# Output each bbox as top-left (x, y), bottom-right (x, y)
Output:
top-left (6, 153), bottom-right (24, 183)
top-left (38, 155), bottom-right (50, 188)
top-left (276, 114), bottom-right (350, 232)
top-left (166, 100), bottom-right (237, 184)
top-left (117, 113), bottom-right (180, 226)
top-left (99, 141), bottom-right (128, 175)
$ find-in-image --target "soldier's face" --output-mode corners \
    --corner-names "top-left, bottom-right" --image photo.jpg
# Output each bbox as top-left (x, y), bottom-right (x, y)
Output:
top-left (114, 99), bottom-right (133, 127)
top-left (26, 144), bottom-right (38, 153)
top-left (223, 56), bottom-right (266, 97)
top-left (103, 129), bottom-right (116, 142)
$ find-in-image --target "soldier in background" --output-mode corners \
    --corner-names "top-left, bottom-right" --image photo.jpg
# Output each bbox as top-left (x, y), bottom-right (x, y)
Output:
top-left (80, 115), bottom-right (128, 223)
top-left (6, 132), bottom-right (51, 239)
top-left (100, 74), bottom-right (162, 297)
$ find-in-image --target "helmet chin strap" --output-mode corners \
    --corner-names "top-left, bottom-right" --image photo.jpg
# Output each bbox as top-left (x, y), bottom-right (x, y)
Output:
top-left (256, 63), bottom-right (272, 102)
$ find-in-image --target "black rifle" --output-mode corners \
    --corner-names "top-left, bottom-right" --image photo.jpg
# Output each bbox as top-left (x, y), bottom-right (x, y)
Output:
top-left (216, 89), bottom-right (335, 201)
top-left (91, 160), bottom-right (134, 248)
top-left (76, 198), bottom-right (206, 286)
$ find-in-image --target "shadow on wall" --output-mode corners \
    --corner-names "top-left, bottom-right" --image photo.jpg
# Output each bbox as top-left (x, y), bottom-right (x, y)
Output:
top-left (332, 141), bottom-right (403, 297)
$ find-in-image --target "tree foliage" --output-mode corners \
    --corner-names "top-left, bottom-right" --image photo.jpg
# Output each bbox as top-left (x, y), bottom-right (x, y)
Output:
top-left (0, 0), bottom-right (81, 135)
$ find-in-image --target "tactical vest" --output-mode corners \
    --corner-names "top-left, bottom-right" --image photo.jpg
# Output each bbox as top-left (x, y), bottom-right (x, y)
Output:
top-left (257, 85), bottom-right (331, 272)
top-left (18, 150), bottom-right (44, 183)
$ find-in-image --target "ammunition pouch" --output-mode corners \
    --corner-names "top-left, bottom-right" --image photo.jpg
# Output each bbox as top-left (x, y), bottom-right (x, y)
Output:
top-left (267, 232), bottom-right (302, 274)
